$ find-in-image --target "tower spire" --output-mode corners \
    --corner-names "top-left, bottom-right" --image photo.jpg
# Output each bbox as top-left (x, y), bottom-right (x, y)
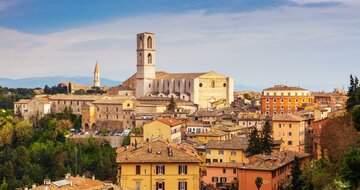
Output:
top-left (94, 61), bottom-right (100, 87)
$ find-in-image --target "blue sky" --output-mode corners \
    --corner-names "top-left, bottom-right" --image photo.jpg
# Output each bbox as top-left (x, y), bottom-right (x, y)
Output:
top-left (0, 0), bottom-right (359, 91)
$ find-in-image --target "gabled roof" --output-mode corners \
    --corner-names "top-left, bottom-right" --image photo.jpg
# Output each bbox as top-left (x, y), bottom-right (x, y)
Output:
top-left (206, 137), bottom-right (248, 150)
top-left (273, 114), bottom-right (306, 122)
top-left (116, 140), bottom-right (202, 163)
top-left (263, 85), bottom-right (307, 91)
top-left (157, 118), bottom-right (183, 127)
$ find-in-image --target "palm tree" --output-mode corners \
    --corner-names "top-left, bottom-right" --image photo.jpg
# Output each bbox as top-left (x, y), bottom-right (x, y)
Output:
top-left (255, 176), bottom-right (263, 190)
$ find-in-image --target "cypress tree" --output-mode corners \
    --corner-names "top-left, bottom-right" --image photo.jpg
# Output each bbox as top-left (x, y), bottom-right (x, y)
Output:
top-left (261, 120), bottom-right (275, 155)
top-left (166, 97), bottom-right (177, 113)
top-left (290, 156), bottom-right (302, 190)
top-left (246, 128), bottom-right (262, 157)
top-left (346, 75), bottom-right (360, 111)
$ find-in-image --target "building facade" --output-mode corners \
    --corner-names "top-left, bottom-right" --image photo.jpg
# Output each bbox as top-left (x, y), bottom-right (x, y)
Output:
top-left (116, 140), bottom-right (202, 190)
top-left (261, 85), bottom-right (314, 117)
top-left (272, 114), bottom-right (307, 153)
top-left (122, 32), bottom-right (234, 109)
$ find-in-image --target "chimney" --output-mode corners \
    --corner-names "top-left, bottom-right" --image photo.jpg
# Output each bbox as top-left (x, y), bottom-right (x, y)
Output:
top-left (44, 179), bottom-right (51, 190)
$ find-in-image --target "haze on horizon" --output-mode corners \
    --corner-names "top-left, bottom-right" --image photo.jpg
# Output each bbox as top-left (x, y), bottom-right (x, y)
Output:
top-left (0, 0), bottom-right (360, 91)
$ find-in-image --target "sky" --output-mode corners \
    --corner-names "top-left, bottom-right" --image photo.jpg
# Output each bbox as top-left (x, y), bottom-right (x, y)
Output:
top-left (0, 0), bottom-right (360, 91)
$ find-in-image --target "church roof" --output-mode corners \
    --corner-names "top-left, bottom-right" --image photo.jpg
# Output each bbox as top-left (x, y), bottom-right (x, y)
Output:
top-left (156, 72), bottom-right (208, 80)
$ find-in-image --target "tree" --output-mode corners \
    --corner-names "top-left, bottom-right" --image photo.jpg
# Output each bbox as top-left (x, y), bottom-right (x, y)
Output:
top-left (14, 120), bottom-right (33, 146)
top-left (0, 178), bottom-right (8, 190)
top-left (261, 120), bottom-right (274, 155)
top-left (255, 176), bottom-right (263, 190)
top-left (346, 75), bottom-right (360, 111)
top-left (0, 123), bottom-right (14, 147)
top-left (246, 128), bottom-right (262, 157)
top-left (352, 105), bottom-right (360, 131)
top-left (320, 113), bottom-right (360, 163)
top-left (339, 148), bottom-right (360, 188)
top-left (166, 97), bottom-right (177, 113)
top-left (290, 156), bottom-right (303, 190)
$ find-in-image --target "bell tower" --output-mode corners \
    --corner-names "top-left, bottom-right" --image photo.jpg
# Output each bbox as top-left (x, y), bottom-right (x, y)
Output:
top-left (94, 61), bottom-right (100, 87)
top-left (136, 32), bottom-right (156, 97)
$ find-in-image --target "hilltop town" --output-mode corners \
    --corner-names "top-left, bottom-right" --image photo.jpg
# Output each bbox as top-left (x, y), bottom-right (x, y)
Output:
top-left (1, 32), bottom-right (359, 190)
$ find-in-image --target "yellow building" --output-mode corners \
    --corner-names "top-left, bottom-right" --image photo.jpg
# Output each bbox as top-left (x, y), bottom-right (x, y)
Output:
top-left (143, 118), bottom-right (183, 143)
top-left (273, 114), bottom-right (307, 153)
top-left (205, 137), bottom-right (249, 164)
top-left (116, 140), bottom-right (202, 190)
top-left (187, 131), bottom-right (229, 144)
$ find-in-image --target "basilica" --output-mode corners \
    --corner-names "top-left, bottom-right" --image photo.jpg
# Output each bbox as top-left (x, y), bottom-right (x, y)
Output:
top-left (122, 32), bottom-right (234, 108)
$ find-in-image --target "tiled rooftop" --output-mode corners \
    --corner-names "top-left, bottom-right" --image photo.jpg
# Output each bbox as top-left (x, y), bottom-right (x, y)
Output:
top-left (206, 137), bottom-right (248, 150)
top-left (116, 140), bottom-right (202, 163)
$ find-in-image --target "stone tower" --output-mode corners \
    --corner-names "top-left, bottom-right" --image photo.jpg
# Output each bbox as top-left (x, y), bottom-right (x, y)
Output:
top-left (94, 61), bottom-right (100, 87)
top-left (136, 32), bottom-right (156, 97)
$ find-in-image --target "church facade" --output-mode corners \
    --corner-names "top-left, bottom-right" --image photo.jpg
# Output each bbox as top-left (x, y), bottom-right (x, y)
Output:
top-left (123, 32), bottom-right (234, 108)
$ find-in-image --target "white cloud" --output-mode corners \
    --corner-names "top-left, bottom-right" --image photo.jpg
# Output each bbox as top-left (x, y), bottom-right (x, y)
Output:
top-left (0, 4), bottom-right (359, 90)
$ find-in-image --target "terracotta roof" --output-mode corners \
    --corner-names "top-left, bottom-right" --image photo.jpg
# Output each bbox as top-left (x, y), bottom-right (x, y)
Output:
top-left (157, 118), bottom-right (183, 127)
top-left (187, 130), bottom-right (228, 137)
top-left (91, 98), bottom-right (132, 105)
top-left (206, 162), bottom-right (244, 168)
top-left (116, 140), bottom-right (202, 163)
top-left (31, 176), bottom-right (117, 190)
top-left (206, 137), bottom-right (248, 150)
top-left (191, 109), bottom-right (222, 117)
top-left (48, 94), bottom-right (108, 101)
top-left (240, 150), bottom-right (310, 171)
top-left (263, 85), bottom-right (307, 91)
top-left (34, 97), bottom-right (50, 104)
top-left (272, 114), bottom-right (306, 122)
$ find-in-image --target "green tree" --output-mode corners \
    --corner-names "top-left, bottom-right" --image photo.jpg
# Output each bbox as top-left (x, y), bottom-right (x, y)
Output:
top-left (352, 105), bottom-right (360, 131)
top-left (255, 176), bottom-right (263, 190)
top-left (14, 121), bottom-right (33, 146)
top-left (246, 128), bottom-right (262, 157)
top-left (0, 178), bottom-right (8, 190)
top-left (290, 156), bottom-right (303, 190)
top-left (346, 75), bottom-right (359, 111)
top-left (0, 123), bottom-right (14, 147)
top-left (166, 97), bottom-right (177, 113)
top-left (261, 120), bottom-right (274, 155)
top-left (122, 134), bottom-right (130, 147)
top-left (339, 148), bottom-right (360, 188)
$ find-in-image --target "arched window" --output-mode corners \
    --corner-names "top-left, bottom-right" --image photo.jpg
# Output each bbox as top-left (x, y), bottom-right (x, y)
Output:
top-left (147, 36), bottom-right (152, 49)
top-left (199, 83), bottom-right (203, 87)
top-left (138, 53), bottom-right (142, 64)
top-left (211, 80), bottom-right (215, 88)
top-left (138, 36), bottom-right (143, 49)
top-left (148, 53), bottom-right (152, 64)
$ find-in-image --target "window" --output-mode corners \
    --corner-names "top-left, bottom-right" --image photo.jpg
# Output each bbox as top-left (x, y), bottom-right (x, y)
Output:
top-left (178, 182), bottom-right (187, 190)
top-left (274, 105), bottom-right (277, 109)
top-left (213, 159), bottom-right (218, 163)
top-left (288, 132), bottom-right (292, 136)
top-left (156, 165), bottom-right (165, 175)
top-left (211, 80), bottom-right (215, 88)
top-left (148, 53), bottom-right (152, 64)
top-left (156, 182), bottom-right (164, 190)
top-left (220, 177), bottom-right (227, 183)
top-left (178, 165), bottom-right (188, 174)
top-left (274, 99), bottom-right (277, 103)
top-left (147, 36), bottom-right (152, 48)
top-left (220, 159), bottom-right (223, 163)
top-left (281, 99), bottom-right (284, 103)
top-left (212, 177), bottom-right (218, 183)
top-left (278, 124), bottom-right (281, 128)
top-left (289, 124), bottom-right (292, 128)
top-left (136, 182), bottom-right (140, 190)
top-left (289, 99), bottom-right (292, 103)
top-left (266, 98), bottom-right (269, 103)
top-left (223, 83), bottom-right (227, 87)
top-left (288, 141), bottom-right (293, 145)
top-left (136, 165), bottom-right (141, 175)
top-left (223, 168), bottom-right (226, 173)
top-left (206, 149), bottom-right (211, 154)
top-left (233, 169), bottom-right (237, 174)
top-left (231, 151), bottom-right (236, 156)
top-left (266, 105), bottom-right (269, 110)
top-left (206, 159), bottom-right (211, 163)
top-left (199, 83), bottom-right (203, 87)
top-left (218, 150), bottom-right (224, 155)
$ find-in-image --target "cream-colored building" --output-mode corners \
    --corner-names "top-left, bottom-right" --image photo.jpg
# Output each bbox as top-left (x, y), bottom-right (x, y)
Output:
top-left (272, 114), bottom-right (307, 153)
top-left (143, 118), bottom-right (183, 143)
top-left (14, 96), bottom-right (51, 120)
top-left (122, 32), bottom-right (234, 109)
top-left (116, 140), bottom-right (202, 190)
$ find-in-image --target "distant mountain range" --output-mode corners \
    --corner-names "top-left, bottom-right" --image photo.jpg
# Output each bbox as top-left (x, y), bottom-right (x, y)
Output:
top-left (0, 76), bottom-right (121, 88)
